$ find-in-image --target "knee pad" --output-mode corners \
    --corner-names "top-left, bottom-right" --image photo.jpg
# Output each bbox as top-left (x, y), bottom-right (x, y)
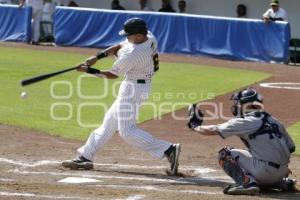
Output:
top-left (218, 146), bottom-right (250, 185)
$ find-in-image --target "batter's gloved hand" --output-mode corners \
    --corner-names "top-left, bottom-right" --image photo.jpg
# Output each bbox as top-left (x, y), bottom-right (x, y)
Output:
top-left (85, 56), bottom-right (98, 67)
top-left (76, 64), bottom-right (89, 72)
top-left (187, 104), bottom-right (204, 130)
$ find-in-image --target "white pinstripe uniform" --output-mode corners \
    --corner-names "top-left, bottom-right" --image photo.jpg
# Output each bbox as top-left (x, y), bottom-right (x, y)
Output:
top-left (78, 32), bottom-right (172, 160)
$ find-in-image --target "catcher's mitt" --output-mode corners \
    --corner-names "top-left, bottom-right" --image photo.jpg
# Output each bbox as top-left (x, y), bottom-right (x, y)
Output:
top-left (187, 104), bottom-right (204, 129)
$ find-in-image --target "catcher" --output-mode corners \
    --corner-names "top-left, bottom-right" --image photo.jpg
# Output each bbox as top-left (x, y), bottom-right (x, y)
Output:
top-left (187, 88), bottom-right (297, 195)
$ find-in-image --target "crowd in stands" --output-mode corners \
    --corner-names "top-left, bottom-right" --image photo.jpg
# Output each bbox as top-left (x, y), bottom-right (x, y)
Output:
top-left (0, 0), bottom-right (289, 45)
top-left (110, 0), bottom-right (182, 13)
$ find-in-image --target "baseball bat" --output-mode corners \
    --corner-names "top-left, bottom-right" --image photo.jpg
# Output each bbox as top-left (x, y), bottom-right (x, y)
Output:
top-left (21, 65), bottom-right (80, 86)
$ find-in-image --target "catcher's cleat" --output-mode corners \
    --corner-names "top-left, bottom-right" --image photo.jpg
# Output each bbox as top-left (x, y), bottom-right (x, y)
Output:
top-left (223, 184), bottom-right (239, 194)
top-left (165, 144), bottom-right (181, 175)
top-left (62, 156), bottom-right (93, 170)
top-left (277, 177), bottom-right (298, 192)
top-left (224, 182), bottom-right (260, 195)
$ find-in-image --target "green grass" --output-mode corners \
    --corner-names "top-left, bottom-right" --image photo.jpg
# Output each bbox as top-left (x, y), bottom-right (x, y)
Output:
top-left (0, 47), bottom-right (270, 140)
top-left (288, 122), bottom-right (300, 155)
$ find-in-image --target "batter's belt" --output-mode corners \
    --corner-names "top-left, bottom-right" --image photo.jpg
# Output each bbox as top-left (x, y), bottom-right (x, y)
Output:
top-left (137, 79), bottom-right (146, 84)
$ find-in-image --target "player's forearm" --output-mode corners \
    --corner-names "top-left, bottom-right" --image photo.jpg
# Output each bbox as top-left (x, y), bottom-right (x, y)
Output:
top-left (96, 71), bottom-right (118, 79)
top-left (194, 125), bottom-right (219, 136)
top-left (86, 45), bottom-right (121, 66)
top-left (77, 65), bottom-right (118, 79)
top-left (86, 45), bottom-right (122, 66)
top-left (104, 45), bottom-right (122, 57)
top-left (89, 69), bottom-right (118, 79)
top-left (95, 45), bottom-right (121, 58)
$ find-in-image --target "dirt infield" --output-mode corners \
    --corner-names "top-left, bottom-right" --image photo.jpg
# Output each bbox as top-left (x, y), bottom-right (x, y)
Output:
top-left (1, 42), bottom-right (300, 200)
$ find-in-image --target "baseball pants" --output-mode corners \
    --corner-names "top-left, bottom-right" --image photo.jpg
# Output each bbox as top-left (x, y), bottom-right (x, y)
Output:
top-left (78, 80), bottom-right (171, 161)
top-left (230, 149), bottom-right (289, 185)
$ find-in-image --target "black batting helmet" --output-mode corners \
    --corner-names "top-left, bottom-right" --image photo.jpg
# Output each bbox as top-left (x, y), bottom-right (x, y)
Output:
top-left (231, 88), bottom-right (263, 117)
top-left (119, 17), bottom-right (148, 36)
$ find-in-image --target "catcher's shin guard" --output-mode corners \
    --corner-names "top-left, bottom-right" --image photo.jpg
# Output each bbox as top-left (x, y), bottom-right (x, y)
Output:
top-left (218, 146), bottom-right (251, 185)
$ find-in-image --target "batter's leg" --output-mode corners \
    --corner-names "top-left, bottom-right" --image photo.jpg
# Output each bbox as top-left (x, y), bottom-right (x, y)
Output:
top-left (78, 100), bottom-right (120, 160)
top-left (62, 100), bottom-right (119, 170)
top-left (117, 101), bottom-right (180, 175)
top-left (118, 99), bottom-right (171, 158)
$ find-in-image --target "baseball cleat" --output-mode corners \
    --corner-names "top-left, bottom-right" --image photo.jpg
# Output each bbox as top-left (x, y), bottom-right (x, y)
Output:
top-left (165, 144), bottom-right (181, 175)
top-left (62, 156), bottom-right (93, 170)
top-left (223, 184), bottom-right (239, 194)
top-left (224, 182), bottom-right (260, 195)
top-left (278, 177), bottom-right (298, 192)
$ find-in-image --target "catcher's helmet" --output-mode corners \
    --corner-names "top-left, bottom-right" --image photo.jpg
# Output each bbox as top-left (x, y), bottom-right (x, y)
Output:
top-left (231, 88), bottom-right (263, 117)
top-left (119, 18), bottom-right (148, 36)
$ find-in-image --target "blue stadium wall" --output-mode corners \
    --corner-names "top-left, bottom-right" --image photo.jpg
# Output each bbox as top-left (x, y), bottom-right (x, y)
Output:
top-left (0, 5), bottom-right (32, 42)
top-left (0, 4), bottom-right (291, 63)
top-left (61, 0), bottom-right (299, 39)
top-left (54, 7), bottom-right (290, 63)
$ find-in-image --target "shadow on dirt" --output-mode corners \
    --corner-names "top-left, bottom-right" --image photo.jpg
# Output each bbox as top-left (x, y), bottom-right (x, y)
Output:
top-left (94, 168), bottom-right (300, 199)
top-left (259, 188), bottom-right (300, 200)
top-left (95, 169), bottom-right (230, 187)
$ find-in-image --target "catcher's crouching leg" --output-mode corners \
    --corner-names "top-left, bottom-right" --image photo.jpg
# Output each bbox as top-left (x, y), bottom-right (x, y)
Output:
top-left (218, 146), bottom-right (259, 195)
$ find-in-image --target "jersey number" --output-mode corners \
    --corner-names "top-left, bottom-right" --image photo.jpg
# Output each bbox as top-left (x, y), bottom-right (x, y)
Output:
top-left (153, 53), bottom-right (159, 72)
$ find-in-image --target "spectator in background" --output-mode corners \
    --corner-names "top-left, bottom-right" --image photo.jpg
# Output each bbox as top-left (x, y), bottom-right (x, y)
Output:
top-left (0, 0), bottom-right (11, 4)
top-left (42, 0), bottom-right (61, 21)
top-left (158, 0), bottom-right (175, 13)
top-left (139, 0), bottom-right (152, 11)
top-left (42, 0), bottom-right (61, 17)
top-left (41, 0), bottom-right (61, 42)
top-left (178, 0), bottom-right (186, 13)
top-left (42, 1), bottom-right (54, 23)
top-left (236, 4), bottom-right (247, 18)
top-left (68, 0), bottom-right (78, 7)
top-left (53, 0), bottom-right (62, 7)
top-left (19, 0), bottom-right (44, 45)
top-left (111, 0), bottom-right (125, 10)
top-left (263, 0), bottom-right (288, 23)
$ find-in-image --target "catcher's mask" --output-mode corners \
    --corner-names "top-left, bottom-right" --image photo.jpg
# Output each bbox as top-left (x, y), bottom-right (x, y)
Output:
top-left (230, 88), bottom-right (263, 117)
top-left (119, 17), bottom-right (148, 36)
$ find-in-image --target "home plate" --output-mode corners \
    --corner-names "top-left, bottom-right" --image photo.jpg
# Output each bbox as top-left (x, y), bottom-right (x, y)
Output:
top-left (58, 177), bottom-right (102, 184)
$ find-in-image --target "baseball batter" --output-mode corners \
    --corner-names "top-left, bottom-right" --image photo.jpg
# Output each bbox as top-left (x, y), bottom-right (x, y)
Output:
top-left (62, 18), bottom-right (181, 175)
top-left (19, 0), bottom-right (44, 44)
top-left (188, 88), bottom-right (296, 195)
